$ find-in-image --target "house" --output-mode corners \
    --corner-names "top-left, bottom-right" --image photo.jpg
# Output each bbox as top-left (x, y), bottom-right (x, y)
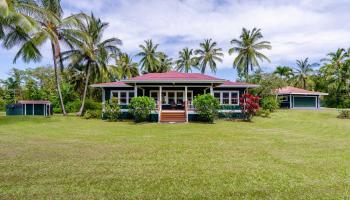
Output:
top-left (6, 100), bottom-right (52, 116)
top-left (276, 86), bottom-right (328, 109)
top-left (91, 71), bottom-right (258, 122)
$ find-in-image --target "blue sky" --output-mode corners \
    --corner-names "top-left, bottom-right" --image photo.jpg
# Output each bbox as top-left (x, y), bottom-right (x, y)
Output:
top-left (1, 0), bottom-right (350, 80)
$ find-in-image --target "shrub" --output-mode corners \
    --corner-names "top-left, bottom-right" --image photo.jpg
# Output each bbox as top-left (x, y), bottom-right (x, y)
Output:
top-left (66, 100), bottom-right (81, 113)
top-left (66, 99), bottom-right (102, 113)
top-left (104, 97), bottom-right (121, 121)
top-left (261, 96), bottom-right (280, 112)
top-left (193, 94), bottom-right (220, 123)
top-left (0, 98), bottom-right (5, 111)
top-left (240, 93), bottom-right (260, 121)
top-left (128, 96), bottom-right (156, 123)
top-left (256, 109), bottom-right (271, 118)
top-left (53, 107), bottom-right (61, 114)
top-left (337, 109), bottom-right (350, 119)
top-left (84, 109), bottom-right (102, 119)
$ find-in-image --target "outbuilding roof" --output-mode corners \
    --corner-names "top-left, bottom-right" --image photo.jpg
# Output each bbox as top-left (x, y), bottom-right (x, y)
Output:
top-left (18, 100), bottom-right (51, 104)
top-left (276, 86), bottom-right (328, 95)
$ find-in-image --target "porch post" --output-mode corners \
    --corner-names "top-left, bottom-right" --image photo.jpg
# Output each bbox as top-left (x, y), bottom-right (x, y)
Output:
top-left (158, 86), bottom-right (162, 122)
top-left (102, 88), bottom-right (106, 112)
top-left (44, 104), bottom-right (46, 116)
top-left (32, 103), bottom-right (34, 115)
top-left (134, 84), bottom-right (138, 97)
top-left (185, 86), bottom-right (188, 122)
top-left (210, 84), bottom-right (214, 96)
top-left (24, 104), bottom-right (26, 115)
top-left (289, 94), bottom-right (292, 109)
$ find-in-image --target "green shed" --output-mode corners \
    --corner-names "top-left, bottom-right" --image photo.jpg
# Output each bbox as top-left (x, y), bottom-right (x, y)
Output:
top-left (276, 86), bottom-right (328, 109)
top-left (6, 100), bottom-right (52, 116)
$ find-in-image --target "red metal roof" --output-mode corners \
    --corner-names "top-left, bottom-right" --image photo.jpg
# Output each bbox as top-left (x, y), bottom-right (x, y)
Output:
top-left (90, 81), bottom-right (131, 87)
top-left (18, 100), bottom-right (51, 104)
top-left (126, 71), bottom-right (224, 82)
top-left (219, 81), bottom-right (259, 88)
top-left (276, 86), bottom-right (328, 95)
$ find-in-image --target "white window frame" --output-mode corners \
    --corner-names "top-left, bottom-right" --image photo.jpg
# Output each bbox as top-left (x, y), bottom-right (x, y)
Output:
top-left (150, 90), bottom-right (193, 105)
top-left (110, 90), bottom-right (135, 105)
top-left (213, 91), bottom-right (240, 105)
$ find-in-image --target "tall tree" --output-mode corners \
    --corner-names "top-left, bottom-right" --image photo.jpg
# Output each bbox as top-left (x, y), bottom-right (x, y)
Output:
top-left (229, 28), bottom-right (271, 81)
top-left (115, 53), bottom-right (139, 80)
top-left (194, 39), bottom-right (223, 74)
top-left (1, 0), bottom-right (84, 116)
top-left (175, 48), bottom-right (198, 73)
top-left (157, 52), bottom-right (172, 73)
top-left (293, 58), bottom-right (315, 89)
top-left (273, 66), bottom-right (293, 79)
top-left (62, 14), bottom-right (121, 116)
top-left (137, 39), bottom-right (160, 73)
top-left (320, 48), bottom-right (350, 101)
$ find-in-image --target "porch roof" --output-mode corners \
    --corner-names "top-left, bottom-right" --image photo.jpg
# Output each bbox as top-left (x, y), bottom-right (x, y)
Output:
top-left (276, 86), bottom-right (328, 95)
top-left (123, 71), bottom-right (225, 84)
top-left (18, 100), bottom-right (51, 104)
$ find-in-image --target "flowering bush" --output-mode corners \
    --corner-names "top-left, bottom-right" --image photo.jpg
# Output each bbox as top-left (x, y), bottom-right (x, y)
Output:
top-left (240, 93), bottom-right (260, 121)
top-left (129, 96), bottom-right (156, 123)
top-left (104, 97), bottom-right (121, 121)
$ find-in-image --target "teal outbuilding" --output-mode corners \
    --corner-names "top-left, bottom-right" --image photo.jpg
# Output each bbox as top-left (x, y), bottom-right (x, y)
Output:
top-left (6, 100), bottom-right (52, 116)
top-left (277, 86), bottom-right (328, 109)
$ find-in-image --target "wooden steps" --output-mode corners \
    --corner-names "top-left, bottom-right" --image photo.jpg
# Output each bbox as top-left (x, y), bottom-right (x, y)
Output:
top-left (160, 110), bottom-right (186, 122)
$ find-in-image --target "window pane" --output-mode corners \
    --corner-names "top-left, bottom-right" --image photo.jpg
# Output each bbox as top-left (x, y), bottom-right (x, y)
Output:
top-left (222, 92), bottom-right (229, 98)
top-left (168, 92), bottom-right (175, 105)
top-left (128, 92), bottom-right (134, 104)
top-left (177, 92), bottom-right (183, 104)
top-left (162, 92), bottom-right (166, 104)
top-left (112, 92), bottom-right (119, 98)
top-left (223, 98), bottom-right (229, 104)
top-left (120, 92), bottom-right (127, 104)
top-left (231, 98), bottom-right (238, 104)
top-left (187, 92), bottom-right (192, 104)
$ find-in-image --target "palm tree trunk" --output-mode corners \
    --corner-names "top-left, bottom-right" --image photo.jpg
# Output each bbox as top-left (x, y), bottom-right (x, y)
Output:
top-left (77, 63), bottom-right (91, 116)
top-left (51, 42), bottom-right (67, 116)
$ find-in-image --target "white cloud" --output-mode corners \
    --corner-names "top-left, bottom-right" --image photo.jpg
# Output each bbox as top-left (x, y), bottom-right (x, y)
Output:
top-left (2, 0), bottom-right (350, 79)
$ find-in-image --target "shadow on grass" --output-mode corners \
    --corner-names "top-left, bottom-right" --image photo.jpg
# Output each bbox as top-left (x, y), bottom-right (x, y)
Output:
top-left (0, 115), bottom-right (58, 126)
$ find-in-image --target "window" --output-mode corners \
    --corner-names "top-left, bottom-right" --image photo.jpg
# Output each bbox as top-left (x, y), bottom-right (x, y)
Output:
top-left (222, 92), bottom-right (229, 104)
top-left (187, 92), bottom-right (193, 105)
top-left (168, 92), bottom-right (175, 105)
top-left (128, 92), bottom-right (134, 104)
top-left (214, 91), bottom-right (239, 105)
top-left (177, 92), bottom-right (183, 105)
top-left (214, 92), bottom-right (221, 103)
top-left (279, 96), bottom-right (288, 102)
top-left (120, 92), bottom-right (127, 104)
top-left (110, 91), bottom-right (134, 104)
top-left (230, 92), bottom-right (239, 105)
top-left (150, 91), bottom-right (158, 103)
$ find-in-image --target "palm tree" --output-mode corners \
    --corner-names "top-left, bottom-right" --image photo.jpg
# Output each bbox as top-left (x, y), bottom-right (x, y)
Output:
top-left (114, 53), bottom-right (139, 80)
top-left (229, 28), bottom-right (271, 81)
top-left (175, 48), bottom-right (198, 73)
top-left (0, 0), bottom-right (39, 40)
top-left (320, 48), bottom-right (349, 96)
top-left (273, 66), bottom-right (293, 79)
top-left (194, 39), bottom-right (223, 74)
top-left (2, 0), bottom-right (84, 116)
top-left (157, 52), bottom-right (172, 73)
top-left (62, 14), bottom-right (121, 116)
top-left (137, 39), bottom-right (160, 73)
top-left (293, 58), bottom-right (315, 89)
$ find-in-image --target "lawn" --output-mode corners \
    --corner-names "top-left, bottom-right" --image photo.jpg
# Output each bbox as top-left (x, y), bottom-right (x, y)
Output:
top-left (0, 109), bottom-right (350, 199)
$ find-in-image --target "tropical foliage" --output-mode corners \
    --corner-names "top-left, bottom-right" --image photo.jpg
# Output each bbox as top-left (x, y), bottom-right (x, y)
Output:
top-left (229, 28), bottom-right (271, 80)
top-left (194, 39), bottom-right (223, 74)
top-left (128, 96), bottom-right (156, 123)
top-left (175, 48), bottom-right (198, 73)
top-left (240, 93), bottom-right (260, 121)
top-left (193, 94), bottom-right (220, 123)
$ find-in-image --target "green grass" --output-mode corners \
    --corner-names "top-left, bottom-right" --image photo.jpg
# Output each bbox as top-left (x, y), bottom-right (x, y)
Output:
top-left (1, 109), bottom-right (350, 199)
